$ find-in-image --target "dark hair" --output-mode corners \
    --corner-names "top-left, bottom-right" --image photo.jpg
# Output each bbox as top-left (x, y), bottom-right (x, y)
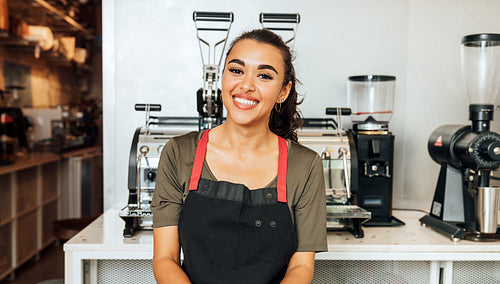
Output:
top-left (225, 29), bottom-right (303, 142)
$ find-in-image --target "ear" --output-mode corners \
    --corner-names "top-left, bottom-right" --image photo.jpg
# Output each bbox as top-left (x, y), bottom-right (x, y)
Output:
top-left (277, 81), bottom-right (292, 103)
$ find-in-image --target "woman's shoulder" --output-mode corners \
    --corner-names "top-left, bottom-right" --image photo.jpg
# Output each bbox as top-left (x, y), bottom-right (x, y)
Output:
top-left (288, 139), bottom-right (320, 161)
top-left (162, 131), bottom-right (203, 155)
top-left (168, 130), bottom-right (204, 146)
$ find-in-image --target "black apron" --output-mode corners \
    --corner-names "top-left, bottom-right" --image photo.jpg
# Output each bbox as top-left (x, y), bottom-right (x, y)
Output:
top-left (178, 130), bottom-right (297, 284)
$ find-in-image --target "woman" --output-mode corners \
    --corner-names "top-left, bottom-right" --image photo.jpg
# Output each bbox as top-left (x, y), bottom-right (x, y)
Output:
top-left (151, 28), bottom-right (327, 284)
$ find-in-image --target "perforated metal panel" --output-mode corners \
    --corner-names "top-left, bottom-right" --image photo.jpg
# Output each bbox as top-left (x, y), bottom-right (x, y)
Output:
top-left (452, 261), bottom-right (500, 283)
top-left (92, 259), bottom-right (441, 283)
top-left (97, 260), bottom-right (155, 284)
top-left (312, 260), bottom-right (431, 284)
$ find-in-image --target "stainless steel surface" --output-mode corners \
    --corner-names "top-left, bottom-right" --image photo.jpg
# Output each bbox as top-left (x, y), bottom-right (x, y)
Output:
top-left (298, 132), bottom-right (352, 200)
top-left (476, 186), bottom-right (500, 233)
top-left (339, 147), bottom-right (351, 199)
top-left (326, 205), bottom-right (371, 219)
top-left (136, 146), bottom-right (150, 210)
top-left (120, 106), bottom-right (198, 236)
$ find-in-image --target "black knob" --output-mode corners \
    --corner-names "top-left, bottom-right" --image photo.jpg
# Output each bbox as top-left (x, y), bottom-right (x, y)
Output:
top-left (486, 142), bottom-right (500, 161)
top-left (146, 171), bottom-right (156, 181)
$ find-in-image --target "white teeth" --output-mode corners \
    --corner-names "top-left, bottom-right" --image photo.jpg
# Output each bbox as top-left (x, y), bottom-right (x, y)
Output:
top-left (233, 96), bottom-right (258, 106)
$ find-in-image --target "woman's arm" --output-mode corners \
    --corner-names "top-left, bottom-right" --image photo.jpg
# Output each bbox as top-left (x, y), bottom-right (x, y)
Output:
top-left (281, 251), bottom-right (315, 284)
top-left (153, 226), bottom-right (191, 284)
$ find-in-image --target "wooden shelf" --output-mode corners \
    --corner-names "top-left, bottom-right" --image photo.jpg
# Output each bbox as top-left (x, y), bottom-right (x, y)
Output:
top-left (0, 34), bottom-right (29, 46)
top-left (0, 29), bottom-right (9, 38)
top-left (7, 0), bottom-right (94, 38)
top-left (0, 153), bottom-right (59, 176)
top-left (0, 217), bottom-right (14, 227)
top-left (17, 206), bottom-right (38, 220)
top-left (42, 195), bottom-right (60, 206)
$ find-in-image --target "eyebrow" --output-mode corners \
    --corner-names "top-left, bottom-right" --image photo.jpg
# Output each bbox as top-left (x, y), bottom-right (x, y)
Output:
top-left (227, 59), bottom-right (279, 74)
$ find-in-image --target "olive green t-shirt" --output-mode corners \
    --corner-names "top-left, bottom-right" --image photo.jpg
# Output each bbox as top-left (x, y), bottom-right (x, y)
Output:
top-left (151, 131), bottom-right (327, 252)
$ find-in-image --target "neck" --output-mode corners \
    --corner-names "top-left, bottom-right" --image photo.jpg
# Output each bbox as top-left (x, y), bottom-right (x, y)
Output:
top-left (212, 121), bottom-right (277, 152)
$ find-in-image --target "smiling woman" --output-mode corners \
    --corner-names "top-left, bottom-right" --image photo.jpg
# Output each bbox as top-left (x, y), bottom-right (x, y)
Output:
top-left (151, 29), bottom-right (327, 284)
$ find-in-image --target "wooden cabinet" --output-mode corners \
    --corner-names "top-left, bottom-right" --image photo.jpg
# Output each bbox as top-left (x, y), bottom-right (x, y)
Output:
top-left (0, 154), bottom-right (60, 281)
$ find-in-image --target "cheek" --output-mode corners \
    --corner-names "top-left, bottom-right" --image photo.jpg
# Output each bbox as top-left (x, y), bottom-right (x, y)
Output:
top-left (258, 84), bottom-right (284, 101)
top-left (221, 74), bottom-right (237, 93)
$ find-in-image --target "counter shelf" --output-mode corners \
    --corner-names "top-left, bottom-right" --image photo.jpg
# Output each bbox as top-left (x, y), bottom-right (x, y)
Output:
top-left (64, 209), bottom-right (500, 284)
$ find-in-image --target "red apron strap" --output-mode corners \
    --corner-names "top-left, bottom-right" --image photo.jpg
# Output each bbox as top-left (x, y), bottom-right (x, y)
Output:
top-left (277, 136), bottom-right (288, 203)
top-left (188, 130), bottom-right (210, 190)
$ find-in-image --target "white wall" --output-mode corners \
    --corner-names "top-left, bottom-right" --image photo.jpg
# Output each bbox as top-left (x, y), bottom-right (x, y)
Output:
top-left (103, 0), bottom-right (500, 212)
top-left (399, 0), bottom-right (500, 210)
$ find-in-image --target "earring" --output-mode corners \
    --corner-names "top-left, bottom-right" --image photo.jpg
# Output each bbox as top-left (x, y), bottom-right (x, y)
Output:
top-left (275, 98), bottom-right (285, 112)
top-left (275, 102), bottom-right (282, 113)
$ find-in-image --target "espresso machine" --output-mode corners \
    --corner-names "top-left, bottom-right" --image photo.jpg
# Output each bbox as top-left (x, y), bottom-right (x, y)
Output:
top-left (119, 104), bottom-right (199, 237)
top-left (299, 109), bottom-right (371, 238)
top-left (420, 34), bottom-right (500, 241)
top-left (348, 75), bottom-right (404, 227)
top-left (120, 12), bottom-right (234, 237)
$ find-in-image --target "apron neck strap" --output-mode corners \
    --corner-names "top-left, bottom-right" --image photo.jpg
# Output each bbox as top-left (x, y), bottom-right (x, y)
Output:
top-left (276, 136), bottom-right (288, 203)
top-left (188, 130), bottom-right (288, 203)
top-left (188, 130), bottom-right (210, 191)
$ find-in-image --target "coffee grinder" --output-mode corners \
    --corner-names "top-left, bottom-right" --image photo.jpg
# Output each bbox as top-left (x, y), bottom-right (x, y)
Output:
top-left (420, 34), bottom-right (500, 241)
top-left (348, 75), bottom-right (404, 226)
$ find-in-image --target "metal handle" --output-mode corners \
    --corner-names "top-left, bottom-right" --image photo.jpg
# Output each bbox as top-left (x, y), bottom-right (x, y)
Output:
top-left (136, 146), bottom-right (149, 210)
top-left (135, 104), bottom-right (161, 112)
top-left (260, 13), bottom-right (300, 24)
top-left (260, 13), bottom-right (300, 44)
top-left (339, 147), bottom-right (351, 199)
top-left (326, 107), bottom-right (352, 116)
top-left (193, 11), bottom-right (234, 22)
top-left (321, 150), bottom-right (332, 189)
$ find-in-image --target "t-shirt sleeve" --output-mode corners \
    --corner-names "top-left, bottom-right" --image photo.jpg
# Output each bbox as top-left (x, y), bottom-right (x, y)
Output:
top-left (294, 153), bottom-right (328, 252)
top-left (150, 137), bottom-right (184, 227)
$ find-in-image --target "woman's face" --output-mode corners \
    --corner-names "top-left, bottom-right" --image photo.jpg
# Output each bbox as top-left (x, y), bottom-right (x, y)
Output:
top-left (221, 39), bottom-right (291, 128)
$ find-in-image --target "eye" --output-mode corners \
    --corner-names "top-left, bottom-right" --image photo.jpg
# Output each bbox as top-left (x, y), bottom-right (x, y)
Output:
top-left (258, 73), bottom-right (274, 80)
top-left (228, 67), bottom-right (243, 75)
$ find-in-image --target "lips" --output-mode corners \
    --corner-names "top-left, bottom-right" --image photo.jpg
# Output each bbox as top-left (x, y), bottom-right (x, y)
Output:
top-left (232, 94), bottom-right (259, 109)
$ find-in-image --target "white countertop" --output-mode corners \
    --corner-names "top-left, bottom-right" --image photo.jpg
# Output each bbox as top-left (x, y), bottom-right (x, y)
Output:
top-left (64, 209), bottom-right (500, 261)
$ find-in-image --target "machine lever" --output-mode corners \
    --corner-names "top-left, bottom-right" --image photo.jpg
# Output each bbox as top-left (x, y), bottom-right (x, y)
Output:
top-left (193, 11), bottom-right (234, 22)
top-left (325, 108), bottom-right (352, 116)
top-left (136, 146), bottom-right (149, 210)
top-left (260, 12), bottom-right (300, 44)
top-left (339, 147), bottom-right (351, 199)
top-left (135, 104), bottom-right (161, 112)
top-left (259, 13), bottom-right (300, 24)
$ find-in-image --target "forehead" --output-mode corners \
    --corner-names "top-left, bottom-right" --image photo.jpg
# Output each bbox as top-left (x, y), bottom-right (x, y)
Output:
top-left (226, 39), bottom-right (285, 69)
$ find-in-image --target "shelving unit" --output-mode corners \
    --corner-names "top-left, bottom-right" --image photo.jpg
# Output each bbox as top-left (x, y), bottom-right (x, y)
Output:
top-left (7, 0), bottom-right (94, 37)
top-left (0, 153), bottom-right (61, 281)
top-left (2, 0), bottom-right (96, 69)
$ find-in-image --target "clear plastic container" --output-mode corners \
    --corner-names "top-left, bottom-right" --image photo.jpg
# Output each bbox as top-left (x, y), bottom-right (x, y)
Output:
top-left (461, 34), bottom-right (500, 105)
top-left (347, 75), bottom-right (396, 124)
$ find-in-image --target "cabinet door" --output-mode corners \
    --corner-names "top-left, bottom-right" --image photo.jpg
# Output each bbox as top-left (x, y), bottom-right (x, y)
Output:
top-left (43, 201), bottom-right (58, 246)
top-left (42, 162), bottom-right (59, 203)
top-left (17, 211), bottom-right (38, 264)
top-left (0, 223), bottom-right (12, 277)
top-left (16, 168), bottom-right (38, 215)
top-left (0, 174), bottom-right (11, 223)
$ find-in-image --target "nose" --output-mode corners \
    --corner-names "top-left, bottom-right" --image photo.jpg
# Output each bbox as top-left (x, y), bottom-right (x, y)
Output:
top-left (240, 75), bottom-right (255, 92)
